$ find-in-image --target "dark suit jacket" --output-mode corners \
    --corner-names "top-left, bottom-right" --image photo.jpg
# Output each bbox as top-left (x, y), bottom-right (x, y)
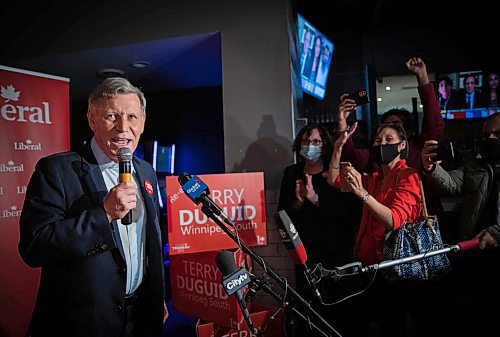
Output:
top-left (456, 89), bottom-right (483, 109)
top-left (19, 144), bottom-right (166, 337)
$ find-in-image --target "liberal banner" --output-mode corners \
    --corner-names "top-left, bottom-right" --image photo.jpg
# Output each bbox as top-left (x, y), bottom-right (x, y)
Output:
top-left (0, 65), bottom-right (70, 337)
top-left (166, 172), bottom-right (267, 255)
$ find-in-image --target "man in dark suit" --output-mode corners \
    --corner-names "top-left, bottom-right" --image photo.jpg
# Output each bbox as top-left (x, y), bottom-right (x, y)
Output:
top-left (458, 73), bottom-right (483, 109)
top-left (19, 77), bottom-right (168, 337)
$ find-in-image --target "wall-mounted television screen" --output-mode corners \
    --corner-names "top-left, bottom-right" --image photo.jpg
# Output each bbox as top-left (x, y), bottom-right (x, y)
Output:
top-left (436, 70), bottom-right (499, 119)
top-left (298, 13), bottom-right (334, 100)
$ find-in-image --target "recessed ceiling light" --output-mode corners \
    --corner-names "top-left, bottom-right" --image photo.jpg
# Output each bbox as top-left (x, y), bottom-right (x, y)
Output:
top-left (377, 97), bottom-right (382, 102)
top-left (96, 68), bottom-right (125, 79)
top-left (385, 86), bottom-right (391, 91)
top-left (130, 61), bottom-right (150, 69)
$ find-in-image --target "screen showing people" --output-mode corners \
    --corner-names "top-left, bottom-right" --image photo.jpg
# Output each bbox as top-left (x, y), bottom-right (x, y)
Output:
top-left (298, 14), bottom-right (334, 100)
top-left (437, 70), bottom-right (499, 119)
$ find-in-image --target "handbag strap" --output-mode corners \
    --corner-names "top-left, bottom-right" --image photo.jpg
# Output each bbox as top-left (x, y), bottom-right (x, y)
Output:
top-left (418, 178), bottom-right (435, 227)
top-left (395, 168), bottom-right (434, 227)
top-left (418, 178), bottom-right (428, 218)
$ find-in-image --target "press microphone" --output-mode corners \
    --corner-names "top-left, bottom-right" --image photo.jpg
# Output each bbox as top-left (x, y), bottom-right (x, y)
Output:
top-left (117, 147), bottom-right (133, 225)
top-left (276, 209), bottom-right (322, 302)
top-left (178, 173), bottom-right (231, 223)
top-left (215, 250), bottom-right (255, 333)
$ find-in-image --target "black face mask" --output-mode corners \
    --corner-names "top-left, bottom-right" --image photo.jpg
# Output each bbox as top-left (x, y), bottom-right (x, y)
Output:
top-left (372, 142), bottom-right (402, 164)
top-left (481, 138), bottom-right (500, 162)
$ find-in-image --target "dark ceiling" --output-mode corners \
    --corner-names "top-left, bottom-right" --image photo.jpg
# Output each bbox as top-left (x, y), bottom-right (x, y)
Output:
top-left (1, 0), bottom-right (498, 100)
top-left (0, 1), bottom-right (223, 100)
top-left (297, 0), bottom-right (499, 75)
top-left (1, 33), bottom-right (222, 100)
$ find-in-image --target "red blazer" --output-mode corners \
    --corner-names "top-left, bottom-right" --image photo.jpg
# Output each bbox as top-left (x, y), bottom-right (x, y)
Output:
top-left (355, 160), bottom-right (422, 265)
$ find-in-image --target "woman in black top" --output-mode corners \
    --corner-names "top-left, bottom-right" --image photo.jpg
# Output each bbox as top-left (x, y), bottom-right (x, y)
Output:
top-left (277, 123), bottom-right (362, 336)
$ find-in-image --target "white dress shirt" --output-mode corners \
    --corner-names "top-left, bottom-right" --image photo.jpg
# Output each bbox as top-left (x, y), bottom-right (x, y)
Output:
top-left (91, 138), bottom-right (146, 294)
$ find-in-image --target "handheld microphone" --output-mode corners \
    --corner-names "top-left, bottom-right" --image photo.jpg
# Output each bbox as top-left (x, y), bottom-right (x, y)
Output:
top-left (178, 174), bottom-right (231, 223)
top-left (117, 147), bottom-right (133, 225)
top-left (215, 250), bottom-right (255, 333)
top-left (276, 209), bottom-right (322, 302)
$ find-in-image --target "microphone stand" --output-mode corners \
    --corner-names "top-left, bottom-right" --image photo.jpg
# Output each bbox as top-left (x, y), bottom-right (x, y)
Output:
top-left (316, 241), bottom-right (475, 281)
top-left (246, 273), bottom-right (332, 337)
top-left (201, 205), bottom-right (341, 337)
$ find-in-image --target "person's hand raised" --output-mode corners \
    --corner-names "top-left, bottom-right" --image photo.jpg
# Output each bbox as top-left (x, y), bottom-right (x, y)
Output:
top-left (334, 122), bottom-right (358, 149)
top-left (304, 174), bottom-right (319, 206)
top-left (338, 93), bottom-right (356, 123)
top-left (405, 57), bottom-right (430, 86)
top-left (294, 179), bottom-right (305, 208)
top-left (344, 166), bottom-right (366, 198)
top-left (421, 140), bottom-right (440, 171)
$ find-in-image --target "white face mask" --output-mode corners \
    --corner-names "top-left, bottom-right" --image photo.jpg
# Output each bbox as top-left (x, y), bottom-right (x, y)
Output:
top-left (300, 145), bottom-right (322, 161)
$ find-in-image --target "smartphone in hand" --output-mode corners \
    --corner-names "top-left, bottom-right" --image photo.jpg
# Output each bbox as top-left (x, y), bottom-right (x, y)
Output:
top-left (339, 162), bottom-right (352, 192)
top-left (434, 140), bottom-right (455, 162)
top-left (346, 89), bottom-right (369, 105)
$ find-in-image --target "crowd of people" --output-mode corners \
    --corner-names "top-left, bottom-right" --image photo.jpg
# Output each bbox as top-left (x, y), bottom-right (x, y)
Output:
top-left (278, 57), bottom-right (499, 337)
top-left (18, 56), bottom-right (498, 337)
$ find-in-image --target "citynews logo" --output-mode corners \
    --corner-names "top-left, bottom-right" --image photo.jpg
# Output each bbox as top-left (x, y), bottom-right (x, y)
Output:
top-left (222, 268), bottom-right (251, 296)
top-left (1, 84), bottom-right (52, 124)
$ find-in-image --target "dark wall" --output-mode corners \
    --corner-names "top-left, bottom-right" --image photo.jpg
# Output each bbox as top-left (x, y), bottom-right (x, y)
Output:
top-left (145, 87), bottom-right (224, 175)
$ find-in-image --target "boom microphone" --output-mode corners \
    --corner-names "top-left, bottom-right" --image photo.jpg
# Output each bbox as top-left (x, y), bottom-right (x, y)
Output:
top-left (215, 250), bottom-right (255, 333)
top-left (276, 209), bottom-right (322, 302)
top-left (178, 173), bottom-right (231, 223)
top-left (117, 147), bottom-right (133, 225)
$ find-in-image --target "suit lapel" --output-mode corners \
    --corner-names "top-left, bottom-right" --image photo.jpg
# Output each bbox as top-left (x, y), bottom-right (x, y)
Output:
top-left (77, 144), bottom-right (127, 268)
top-left (134, 158), bottom-right (159, 232)
top-left (134, 158), bottom-right (163, 257)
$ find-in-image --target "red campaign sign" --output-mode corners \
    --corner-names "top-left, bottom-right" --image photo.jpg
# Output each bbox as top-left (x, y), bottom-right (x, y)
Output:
top-left (0, 65), bottom-right (70, 337)
top-left (196, 304), bottom-right (284, 337)
top-left (170, 249), bottom-right (253, 329)
top-left (166, 172), bottom-right (267, 255)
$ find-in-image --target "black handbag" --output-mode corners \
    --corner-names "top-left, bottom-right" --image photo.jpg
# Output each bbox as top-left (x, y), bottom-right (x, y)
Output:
top-left (382, 175), bottom-right (451, 281)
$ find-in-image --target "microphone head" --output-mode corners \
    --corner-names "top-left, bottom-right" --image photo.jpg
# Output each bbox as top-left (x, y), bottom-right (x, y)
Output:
top-left (178, 173), bottom-right (192, 186)
top-left (215, 250), bottom-right (237, 277)
top-left (276, 210), bottom-right (308, 265)
top-left (116, 147), bottom-right (132, 162)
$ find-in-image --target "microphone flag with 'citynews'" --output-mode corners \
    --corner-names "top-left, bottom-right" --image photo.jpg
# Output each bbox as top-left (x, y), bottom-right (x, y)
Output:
top-left (178, 174), bottom-right (209, 205)
top-left (117, 147), bottom-right (133, 225)
top-left (215, 250), bottom-right (254, 332)
top-left (216, 251), bottom-right (252, 296)
top-left (276, 210), bottom-right (308, 265)
top-left (169, 249), bottom-right (254, 330)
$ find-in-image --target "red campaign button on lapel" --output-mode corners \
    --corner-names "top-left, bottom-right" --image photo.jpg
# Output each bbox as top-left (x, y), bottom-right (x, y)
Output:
top-left (144, 180), bottom-right (153, 195)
